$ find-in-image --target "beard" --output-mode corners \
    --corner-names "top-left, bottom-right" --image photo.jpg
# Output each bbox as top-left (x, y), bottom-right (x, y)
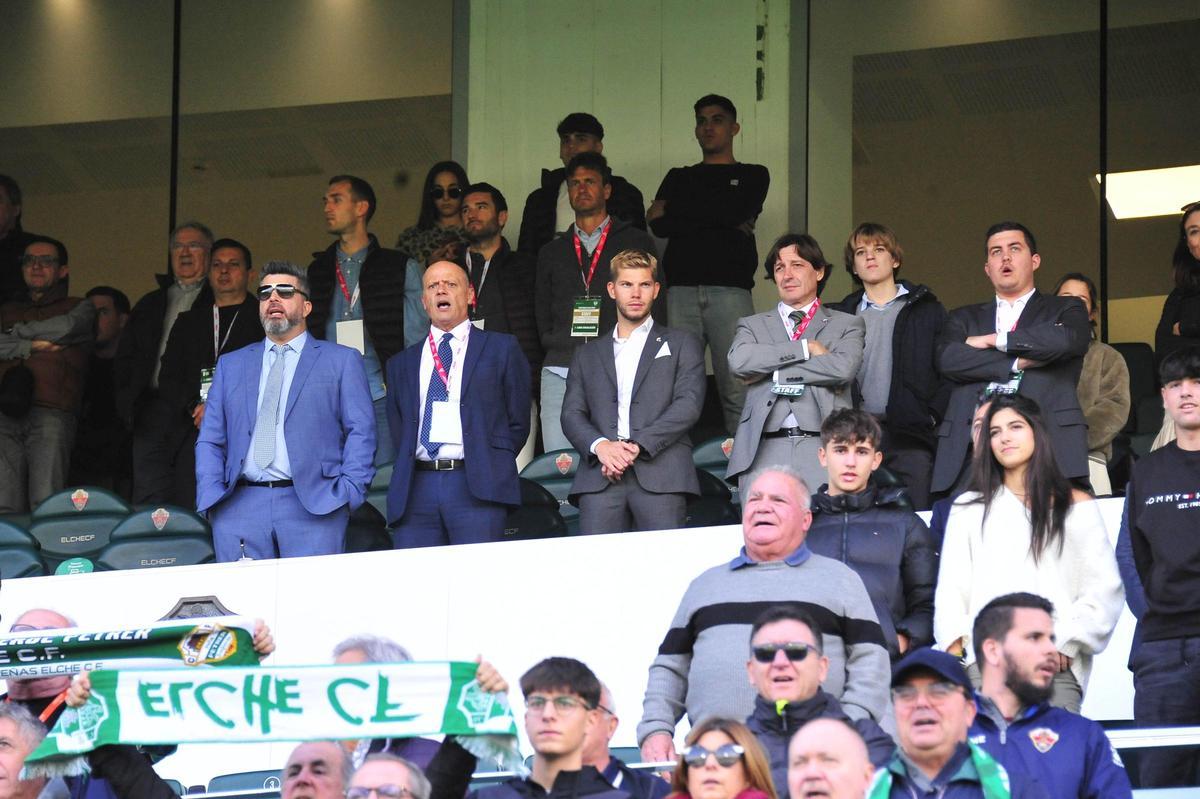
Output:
top-left (1005, 666), bottom-right (1053, 708)
top-left (261, 314), bottom-right (300, 337)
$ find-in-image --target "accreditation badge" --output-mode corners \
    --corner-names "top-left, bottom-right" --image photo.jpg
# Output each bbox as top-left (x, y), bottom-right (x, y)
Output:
top-left (570, 296), bottom-right (602, 337)
top-left (199, 367), bottom-right (215, 403)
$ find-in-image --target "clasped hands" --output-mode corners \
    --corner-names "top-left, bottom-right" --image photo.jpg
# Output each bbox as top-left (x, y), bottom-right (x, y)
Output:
top-left (596, 439), bottom-right (641, 482)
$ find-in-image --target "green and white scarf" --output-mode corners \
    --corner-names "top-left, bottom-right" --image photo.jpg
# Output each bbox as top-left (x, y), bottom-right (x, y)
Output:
top-left (0, 616), bottom-right (260, 679)
top-left (867, 742), bottom-right (1011, 799)
top-left (29, 661), bottom-right (522, 771)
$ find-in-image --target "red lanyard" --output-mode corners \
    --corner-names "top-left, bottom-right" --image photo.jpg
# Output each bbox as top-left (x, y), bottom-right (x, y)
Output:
top-left (573, 222), bottom-right (611, 294)
top-left (791, 299), bottom-right (820, 341)
top-left (5, 690), bottom-right (67, 723)
top-left (427, 331), bottom-right (452, 389)
top-left (335, 264), bottom-right (361, 310)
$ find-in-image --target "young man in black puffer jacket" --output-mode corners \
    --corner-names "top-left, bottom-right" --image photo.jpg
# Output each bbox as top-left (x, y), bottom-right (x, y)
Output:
top-left (807, 409), bottom-right (937, 661)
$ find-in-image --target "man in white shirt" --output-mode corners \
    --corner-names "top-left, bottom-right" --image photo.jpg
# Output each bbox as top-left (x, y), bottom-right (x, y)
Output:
top-left (384, 261), bottom-right (531, 547)
top-left (560, 249), bottom-right (704, 533)
top-left (931, 222), bottom-right (1091, 495)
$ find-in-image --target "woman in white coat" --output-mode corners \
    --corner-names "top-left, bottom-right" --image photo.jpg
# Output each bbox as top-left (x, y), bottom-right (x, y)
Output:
top-left (934, 393), bottom-right (1124, 712)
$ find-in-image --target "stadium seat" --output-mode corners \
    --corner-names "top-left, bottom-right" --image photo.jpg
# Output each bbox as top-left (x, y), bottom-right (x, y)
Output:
top-left (610, 746), bottom-right (642, 764)
top-left (502, 479), bottom-right (567, 541)
top-left (345, 501), bottom-right (392, 552)
top-left (0, 519), bottom-right (46, 579)
top-left (693, 435), bottom-right (738, 506)
top-left (208, 770), bottom-right (283, 794)
top-left (28, 487), bottom-right (130, 571)
top-left (685, 469), bottom-right (740, 528)
top-left (519, 449), bottom-right (581, 534)
top-left (370, 461), bottom-right (394, 491)
top-left (109, 505), bottom-right (211, 541)
top-left (94, 536), bottom-right (214, 571)
top-left (872, 465), bottom-right (914, 510)
top-left (161, 778), bottom-right (183, 796)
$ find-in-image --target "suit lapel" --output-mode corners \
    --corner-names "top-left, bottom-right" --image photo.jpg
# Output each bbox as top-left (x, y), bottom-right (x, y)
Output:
top-left (461, 327), bottom-right (483, 393)
top-left (244, 345), bottom-right (264, 421)
top-left (405, 343), bottom-right (423, 420)
top-left (631, 328), bottom-right (664, 398)
top-left (766, 309), bottom-right (791, 344)
top-left (284, 339), bottom-right (319, 420)
top-left (1015, 290), bottom-right (1044, 328)
top-left (808, 304), bottom-right (833, 341)
top-left (601, 334), bottom-right (618, 391)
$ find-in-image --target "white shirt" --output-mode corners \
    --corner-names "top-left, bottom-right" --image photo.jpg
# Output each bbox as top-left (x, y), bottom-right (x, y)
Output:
top-left (591, 317), bottom-right (655, 453)
top-left (994, 287), bottom-right (1035, 352)
top-left (555, 180), bottom-right (574, 236)
top-left (416, 319), bottom-right (471, 461)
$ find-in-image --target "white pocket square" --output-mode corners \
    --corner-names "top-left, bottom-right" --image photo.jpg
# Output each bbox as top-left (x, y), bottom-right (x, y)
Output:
top-left (655, 341), bottom-right (671, 358)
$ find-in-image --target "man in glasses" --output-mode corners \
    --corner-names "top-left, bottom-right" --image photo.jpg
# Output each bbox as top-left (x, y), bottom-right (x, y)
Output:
top-left (517, 112), bottom-right (646, 259)
top-left (969, 593), bottom-right (1131, 798)
top-left (0, 235), bottom-right (94, 513)
top-left (879, 648), bottom-right (1046, 798)
top-left (638, 467), bottom-right (890, 767)
top-left (306, 174), bottom-right (423, 467)
top-left (116, 221), bottom-right (215, 498)
top-left (196, 260), bottom-right (376, 560)
top-left (743, 606), bottom-right (894, 797)
top-left (469, 657), bottom-right (628, 799)
top-left (347, 754), bottom-right (431, 799)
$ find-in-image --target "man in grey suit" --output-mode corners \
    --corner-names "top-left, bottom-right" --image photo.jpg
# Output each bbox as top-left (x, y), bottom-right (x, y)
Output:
top-left (562, 249), bottom-right (706, 533)
top-left (726, 233), bottom-right (865, 493)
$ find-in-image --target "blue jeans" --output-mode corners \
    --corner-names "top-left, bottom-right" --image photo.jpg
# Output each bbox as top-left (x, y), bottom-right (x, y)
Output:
top-left (667, 285), bottom-right (755, 434)
top-left (1132, 635), bottom-right (1200, 787)
top-left (539, 369), bottom-right (572, 452)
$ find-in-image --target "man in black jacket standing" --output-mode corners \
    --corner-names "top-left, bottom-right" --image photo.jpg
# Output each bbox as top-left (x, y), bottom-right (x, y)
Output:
top-left (308, 175), bottom-right (421, 466)
top-left (117, 221), bottom-right (214, 503)
top-left (518, 113), bottom-right (645, 258)
top-left (831, 223), bottom-right (948, 510)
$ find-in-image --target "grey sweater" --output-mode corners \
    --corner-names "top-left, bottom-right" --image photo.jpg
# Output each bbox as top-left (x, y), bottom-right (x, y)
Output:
top-left (636, 548), bottom-right (891, 744)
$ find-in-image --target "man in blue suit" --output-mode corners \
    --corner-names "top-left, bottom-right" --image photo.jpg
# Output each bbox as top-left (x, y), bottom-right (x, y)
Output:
top-left (385, 260), bottom-right (531, 547)
top-left (196, 260), bottom-right (376, 560)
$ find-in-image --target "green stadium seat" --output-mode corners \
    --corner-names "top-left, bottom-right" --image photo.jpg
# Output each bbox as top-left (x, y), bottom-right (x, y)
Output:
top-left (110, 505), bottom-right (211, 541)
top-left (502, 479), bottom-right (567, 541)
top-left (208, 770), bottom-right (282, 794)
top-left (0, 520), bottom-right (46, 579)
top-left (685, 469), bottom-right (739, 528)
top-left (345, 501), bottom-right (391, 553)
top-left (519, 449), bottom-right (581, 534)
top-left (32, 486), bottom-right (130, 518)
top-left (94, 536), bottom-right (214, 571)
top-left (370, 461), bottom-right (394, 491)
top-left (693, 436), bottom-right (738, 506)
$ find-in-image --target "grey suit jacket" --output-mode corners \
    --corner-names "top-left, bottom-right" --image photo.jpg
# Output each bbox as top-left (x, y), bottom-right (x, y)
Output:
top-left (725, 303), bottom-right (865, 479)
top-left (562, 322), bottom-right (706, 499)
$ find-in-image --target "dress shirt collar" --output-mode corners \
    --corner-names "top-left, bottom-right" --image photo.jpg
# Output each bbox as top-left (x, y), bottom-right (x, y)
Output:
top-left (858, 282), bottom-right (909, 311)
top-left (995, 286), bottom-right (1035, 310)
top-left (574, 216), bottom-right (611, 251)
top-left (428, 318), bottom-right (473, 345)
top-left (612, 316), bottom-right (654, 342)
top-left (264, 330), bottom-right (308, 355)
top-left (729, 542), bottom-right (812, 570)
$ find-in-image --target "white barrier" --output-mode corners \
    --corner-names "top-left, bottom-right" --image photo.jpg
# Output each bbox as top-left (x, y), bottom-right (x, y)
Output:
top-left (0, 496), bottom-right (1135, 788)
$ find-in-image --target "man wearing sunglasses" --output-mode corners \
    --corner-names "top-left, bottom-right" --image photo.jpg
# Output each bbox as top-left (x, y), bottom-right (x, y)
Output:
top-left (306, 174), bottom-right (425, 467)
top-left (469, 657), bottom-right (628, 799)
top-left (743, 606), bottom-right (894, 797)
top-left (196, 260), bottom-right (376, 560)
top-left (878, 648), bottom-right (1047, 798)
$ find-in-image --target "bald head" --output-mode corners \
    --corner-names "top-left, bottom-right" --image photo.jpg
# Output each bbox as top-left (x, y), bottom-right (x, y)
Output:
top-left (7, 610), bottom-right (75, 700)
top-left (787, 718), bottom-right (875, 799)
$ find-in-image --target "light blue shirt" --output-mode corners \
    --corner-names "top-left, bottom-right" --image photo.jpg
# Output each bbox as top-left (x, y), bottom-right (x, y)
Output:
top-left (856, 282), bottom-right (910, 311)
top-left (327, 246), bottom-right (387, 401)
top-left (574, 215), bottom-right (611, 254)
top-left (242, 331), bottom-right (308, 481)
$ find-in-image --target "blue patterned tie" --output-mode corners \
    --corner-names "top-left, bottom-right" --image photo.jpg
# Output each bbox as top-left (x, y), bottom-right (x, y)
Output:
top-left (420, 332), bottom-right (454, 457)
top-left (253, 344), bottom-right (287, 468)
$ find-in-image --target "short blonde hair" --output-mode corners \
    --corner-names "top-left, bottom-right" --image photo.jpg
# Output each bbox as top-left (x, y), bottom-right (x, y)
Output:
top-left (608, 249), bottom-right (659, 282)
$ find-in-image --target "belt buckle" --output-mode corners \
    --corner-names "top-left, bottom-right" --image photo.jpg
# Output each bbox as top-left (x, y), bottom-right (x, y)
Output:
top-left (434, 458), bottom-right (453, 471)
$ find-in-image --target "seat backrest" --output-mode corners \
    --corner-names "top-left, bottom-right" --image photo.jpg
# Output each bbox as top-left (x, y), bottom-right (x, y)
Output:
top-left (520, 449), bottom-right (581, 480)
top-left (370, 461), bottom-right (395, 491)
top-left (28, 514), bottom-right (125, 569)
top-left (95, 537), bottom-right (214, 571)
top-left (208, 770), bottom-right (283, 794)
top-left (109, 505), bottom-right (211, 541)
top-left (692, 435), bottom-right (735, 469)
top-left (503, 479), bottom-right (567, 540)
top-left (694, 468), bottom-right (732, 501)
top-left (345, 501), bottom-right (391, 553)
top-left (0, 547), bottom-right (47, 579)
top-left (31, 487), bottom-right (130, 519)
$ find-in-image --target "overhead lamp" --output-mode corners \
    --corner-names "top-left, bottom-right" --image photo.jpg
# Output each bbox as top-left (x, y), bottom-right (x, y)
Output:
top-left (1096, 165), bottom-right (1200, 219)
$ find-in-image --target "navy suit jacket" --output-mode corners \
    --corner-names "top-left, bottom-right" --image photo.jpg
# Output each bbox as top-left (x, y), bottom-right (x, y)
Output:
top-left (385, 326), bottom-right (531, 524)
top-left (195, 335), bottom-right (377, 515)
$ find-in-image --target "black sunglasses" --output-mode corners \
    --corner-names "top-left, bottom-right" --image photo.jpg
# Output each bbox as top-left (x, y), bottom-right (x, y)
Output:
top-left (257, 284), bottom-right (309, 301)
top-left (429, 186), bottom-right (463, 200)
top-left (683, 743), bottom-right (745, 768)
top-left (751, 642), bottom-right (818, 663)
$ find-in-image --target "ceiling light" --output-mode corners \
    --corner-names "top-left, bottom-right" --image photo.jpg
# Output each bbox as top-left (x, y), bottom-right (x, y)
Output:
top-left (1096, 165), bottom-right (1200, 219)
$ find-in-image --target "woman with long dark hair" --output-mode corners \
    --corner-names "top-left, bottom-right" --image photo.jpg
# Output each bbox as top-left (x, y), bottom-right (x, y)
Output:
top-left (1154, 201), bottom-right (1200, 363)
top-left (395, 160), bottom-right (471, 266)
top-left (934, 393), bottom-right (1123, 712)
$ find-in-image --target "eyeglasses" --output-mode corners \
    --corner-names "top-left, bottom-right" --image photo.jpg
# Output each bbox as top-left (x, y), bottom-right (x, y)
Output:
top-left (171, 241), bottom-right (211, 252)
top-left (596, 703), bottom-right (616, 717)
top-left (891, 681), bottom-right (964, 703)
top-left (525, 695), bottom-right (591, 714)
top-left (751, 642), bottom-right (818, 663)
top-left (683, 743), bottom-right (745, 768)
top-left (257, 284), bottom-right (309, 301)
top-left (20, 254), bottom-right (59, 268)
top-left (429, 186), bottom-right (462, 200)
top-left (346, 786), bottom-right (414, 799)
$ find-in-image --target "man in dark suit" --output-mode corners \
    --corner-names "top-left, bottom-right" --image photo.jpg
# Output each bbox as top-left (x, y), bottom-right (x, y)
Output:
top-left (932, 221), bottom-right (1090, 495)
top-left (725, 233), bottom-right (865, 494)
top-left (385, 260), bottom-right (531, 548)
top-left (561, 249), bottom-right (705, 534)
top-left (196, 261), bottom-right (376, 561)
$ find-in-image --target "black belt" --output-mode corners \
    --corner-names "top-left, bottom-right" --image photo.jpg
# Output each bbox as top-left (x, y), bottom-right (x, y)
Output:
top-left (762, 427), bottom-right (820, 439)
top-left (236, 479), bottom-right (294, 488)
top-left (415, 459), bottom-right (465, 471)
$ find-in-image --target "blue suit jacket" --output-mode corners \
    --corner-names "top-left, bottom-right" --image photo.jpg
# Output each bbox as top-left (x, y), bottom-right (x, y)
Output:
top-left (195, 335), bottom-right (376, 515)
top-left (384, 326), bottom-right (531, 524)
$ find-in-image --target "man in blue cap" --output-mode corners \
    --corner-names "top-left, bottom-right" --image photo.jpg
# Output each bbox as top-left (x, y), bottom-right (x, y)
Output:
top-left (871, 648), bottom-right (1047, 798)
